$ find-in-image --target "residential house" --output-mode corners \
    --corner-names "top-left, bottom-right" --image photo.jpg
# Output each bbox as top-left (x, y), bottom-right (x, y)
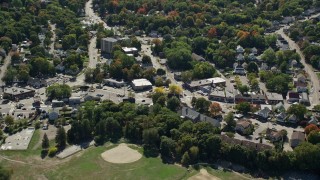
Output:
top-left (180, 107), bottom-right (200, 121)
top-left (288, 114), bottom-right (298, 124)
top-left (265, 92), bottom-right (283, 105)
top-left (236, 54), bottom-right (244, 61)
top-left (256, 106), bottom-right (271, 120)
top-left (276, 112), bottom-right (287, 123)
top-left (174, 72), bottom-right (182, 81)
top-left (248, 53), bottom-right (257, 61)
top-left (69, 97), bottom-right (81, 106)
top-left (191, 53), bottom-right (205, 62)
top-left (180, 107), bottom-right (220, 127)
top-left (300, 92), bottom-right (310, 106)
top-left (290, 131), bottom-right (305, 148)
top-left (251, 94), bottom-right (266, 104)
top-left (55, 63), bottom-right (65, 72)
top-left (260, 63), bottom-right (269, 71)
top-left (251, 47), bottom-right (258, 55)
top-left (235, 120), bottom-right (254, 135)
top-left (236, 45), bottom-right (244, 54)
top-left (281, 16), bottom-right (295, 24)
top-left (234, 65), bottom-right (246, 75)
top-left (266, 128), bottom-right (283, 142)
top-left (308, 116), bottom-right (319, 125)
top-left (287, 91), bottom-right (300, 103)
top-left (48, 109), bottom-right (59, 121)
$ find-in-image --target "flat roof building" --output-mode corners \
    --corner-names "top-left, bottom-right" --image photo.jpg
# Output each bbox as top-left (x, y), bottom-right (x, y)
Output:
top-left (101, 37), bottom-right (118, 54)
top-left (3, 87), bottom-right (35, 100)
top-left (131, 79), bottom-right (152, 91)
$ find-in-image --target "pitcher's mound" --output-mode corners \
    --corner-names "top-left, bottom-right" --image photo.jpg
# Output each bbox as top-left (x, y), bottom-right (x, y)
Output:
top-left (101, 143), bottom-right (142, 164)
top-left (188, 169), bottom-right (221, 180)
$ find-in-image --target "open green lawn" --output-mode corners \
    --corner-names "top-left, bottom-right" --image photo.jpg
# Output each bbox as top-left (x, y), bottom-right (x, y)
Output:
top-left (0, 140), bottom-right (254, 180)
top-left (45, 145), bottom-right (190, 180)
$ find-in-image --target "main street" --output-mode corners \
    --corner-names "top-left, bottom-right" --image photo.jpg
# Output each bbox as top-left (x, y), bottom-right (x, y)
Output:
top-left (48, 23), bottom-right (56, 55)
top-left (275, 13), bottom-right (320, 107)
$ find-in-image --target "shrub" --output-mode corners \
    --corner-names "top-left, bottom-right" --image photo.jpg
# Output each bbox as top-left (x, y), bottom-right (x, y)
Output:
top-left (48, 147), bottom-right (58, 157)
top-left (35, 121), bottom-right (41, 129)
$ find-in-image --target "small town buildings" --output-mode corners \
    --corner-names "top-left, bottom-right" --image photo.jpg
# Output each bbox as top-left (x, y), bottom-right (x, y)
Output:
top-left (236, 54), bottom-right (244, 61)
top-left (251, 47), bottom-right (258, 55)
top-left (288, 114), bottom-right (298, 124)
top-left (287, 91), bottom-right (300, 103)
top-left (191, 53), bottom-right (205, 62)
top-left (185, 77), bottom-right (226, 91)
top-left (276, 112), bottom-right (287, 123)
top-left (48, 109), bottom-right (59, 121)
top-left (266, 128), bottom-right (283, 142)
top-left (103, 78), bottom-right (126, 88)
top-left (52, 100), bottom-right (64, 108)
top-left (265, 92), bottom-right (283, 105)
top-left (256, 106), bottom-right (271, 120)
top-left (174, 72), bottom-right (182, 81)
top-left (27, 77), bottom-right (47, 88)
top-left (300, 92), bottom-right (310, 106)
top-left (234, 65), bottom-right (246, 75)
top-left (308, 116), bottom-right (319, 125)
top-left (180, 107), bottom-right (220, 127)
top-left (101, 37), bottom-right (118, 54)
top-left (290, 131), bottom-right (305, 148)
top-left (235, 120), bottom-right (254, 135)
top-left (236, 45), bottom-right (244, 54)
top-left (122, 47), bottom-right (138, 56)
top-left (131, 78), bottom-right (152, 91)
top-left (209, 90), bottom-right (226, 102)
top-left (3, 87), bottom-right (35, 100)
top-left (69, 97), bottom-right (81, 106)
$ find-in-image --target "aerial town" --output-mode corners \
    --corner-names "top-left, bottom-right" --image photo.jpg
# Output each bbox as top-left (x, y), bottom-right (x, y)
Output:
top-left (0, 0), bottom-right (319, 179)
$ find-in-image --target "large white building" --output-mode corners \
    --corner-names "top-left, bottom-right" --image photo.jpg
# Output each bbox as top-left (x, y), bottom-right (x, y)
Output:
top-left (131, 79), bottom-right (152, 91)
top-left (101, 37), bottom-right (118, 53)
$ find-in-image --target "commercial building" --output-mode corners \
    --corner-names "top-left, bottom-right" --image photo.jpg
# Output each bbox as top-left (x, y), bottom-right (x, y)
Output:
top-left (131, 78), bottom-right (152, 91)
top-left (184, 77), bottom-right (226, 91)
top-left (122, 47), bottom-right (138, 56)
top-left (3, 87), bottom-right (35, 100)
top-left (101, 37), bottom-right (118, 53)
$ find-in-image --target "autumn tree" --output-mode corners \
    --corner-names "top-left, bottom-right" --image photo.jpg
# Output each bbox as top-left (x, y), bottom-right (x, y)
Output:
top-left (305, 124), bottom-right (319, 135)
top-left (169, 84), bottom-right (183, 95)
top-left (209, 102), bottom-right (222, 116)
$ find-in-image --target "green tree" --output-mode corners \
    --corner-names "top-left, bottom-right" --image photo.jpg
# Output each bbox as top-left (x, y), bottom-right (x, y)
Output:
top-left (0, 165), bottom-right (12, 180)
top-left (224, 112), bottom-right (236, 128)
top-left (307, 130), bottom-right (320, 145)
top-left (247, 62), bottom-right (259, 73)
top-left (42, 133), bottom-right (50, 149)
top-left (55, 127), bottom-right (67, 150)
top-left (46, 84), bottom-right (72, 100)
top-left (287, 104), bottom-right (307, 120)
top-left (167, 96), bottom-right (180, 111)
top-left (62, 34), bottom-right (76, 50)
top-left (192, 62), bottom-right (216, 79)
top-left (4, 116), bottom-right (14, 126)
top-left (193, 97), bottom-right (210, 114)
top-left (235, 102), bottom-right (251, 114)
top-left (238, 85), bottom-right (249, 94)
top-left (261, 48), bottom-right (276, 65)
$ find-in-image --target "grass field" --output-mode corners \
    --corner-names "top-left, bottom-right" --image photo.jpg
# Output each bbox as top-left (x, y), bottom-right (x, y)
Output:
top-left (0, 138), bottom-right (254, 180)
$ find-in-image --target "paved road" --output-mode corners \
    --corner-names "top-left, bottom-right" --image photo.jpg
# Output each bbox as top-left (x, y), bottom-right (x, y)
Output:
top-left (275, 13), bottom-right (320, 107)
top-left (49, 23), bottom-right (56, 55)
top-left (85, 0), bottom-right (110, 30)
top-left (0, 54), bottom-right (11, 86)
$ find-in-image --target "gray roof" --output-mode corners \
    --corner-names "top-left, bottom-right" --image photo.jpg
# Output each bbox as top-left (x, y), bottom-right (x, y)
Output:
top-left (181, 107), bottom-right (200, 120)
top-left (102, 37), bottom-right (118, 42)
top-left (291, 131), bottom-right (305, 141)
top-left (191, 53), bottom-right (205, 61)
top-left (200, 114), bottom-right (220, 127)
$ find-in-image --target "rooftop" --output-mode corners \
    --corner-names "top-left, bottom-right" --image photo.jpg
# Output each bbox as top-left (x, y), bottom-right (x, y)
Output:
top-left (132, 78), bottom-right (152, 87)
top-left (122, 47), bottom-right (138, 52)
top-left (102, 37), bottom-right (118, 42)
